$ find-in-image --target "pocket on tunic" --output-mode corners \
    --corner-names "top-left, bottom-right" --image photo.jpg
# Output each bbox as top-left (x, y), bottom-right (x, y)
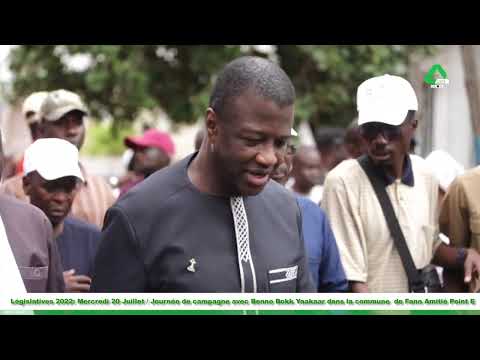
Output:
top-left (19, 266), bottom-right (48, 293)
top-left (267, 265), bottom-right (298, 292)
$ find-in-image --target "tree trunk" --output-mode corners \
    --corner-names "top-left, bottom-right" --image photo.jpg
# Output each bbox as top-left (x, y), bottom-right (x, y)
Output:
top-left (461, 45), bottom-right (480, 165)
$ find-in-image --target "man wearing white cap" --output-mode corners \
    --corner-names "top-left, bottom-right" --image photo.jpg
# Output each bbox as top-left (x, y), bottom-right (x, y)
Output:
top-left (1, 89), bottom-right (115, 229)
top-left (322, 74), bottom-right (480, 293)
top-left (23, 138), bottom-right (101, 292)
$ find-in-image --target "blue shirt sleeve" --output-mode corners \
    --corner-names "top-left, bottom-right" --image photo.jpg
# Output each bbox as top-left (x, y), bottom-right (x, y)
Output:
top-left (317, 213), bottom-right (348, 292)
top-left (296, 196), bottom-right (348, 292)
top-left (58, 218), bottom-right (102, 278)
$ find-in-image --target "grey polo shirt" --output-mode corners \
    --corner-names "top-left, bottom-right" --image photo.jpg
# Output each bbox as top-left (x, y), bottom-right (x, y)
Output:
top-left (91, 153), bottom-right (315, 293)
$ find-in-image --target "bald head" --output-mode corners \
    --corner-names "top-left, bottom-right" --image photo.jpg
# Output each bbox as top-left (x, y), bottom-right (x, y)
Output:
top-left (291, 145), bottom-right (323, 194)
top-left (293, 146), bottom-right (320, 167)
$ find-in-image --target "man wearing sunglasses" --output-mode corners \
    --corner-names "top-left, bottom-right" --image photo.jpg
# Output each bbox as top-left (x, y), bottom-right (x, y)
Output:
top-left (322, 74), bottom-right (480, 293)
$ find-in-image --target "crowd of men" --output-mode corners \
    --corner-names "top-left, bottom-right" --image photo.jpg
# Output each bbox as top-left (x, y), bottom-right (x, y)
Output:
top-left (1, 55), bottom-right (479, 294)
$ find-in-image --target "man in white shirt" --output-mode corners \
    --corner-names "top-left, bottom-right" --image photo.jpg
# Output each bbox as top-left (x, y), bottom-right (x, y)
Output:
top-left (322, 74), bottom-right (480, 292)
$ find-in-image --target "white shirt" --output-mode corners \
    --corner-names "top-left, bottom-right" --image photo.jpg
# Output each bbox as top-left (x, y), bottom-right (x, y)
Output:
top-left (286, 178), bottom-right (324, 204)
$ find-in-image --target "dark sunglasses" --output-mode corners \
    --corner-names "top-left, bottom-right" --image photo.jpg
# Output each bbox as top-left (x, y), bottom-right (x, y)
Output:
top-left (360, 123), bottom-right (403, 141)
top-left (42, 178), bottom-right (79, 194)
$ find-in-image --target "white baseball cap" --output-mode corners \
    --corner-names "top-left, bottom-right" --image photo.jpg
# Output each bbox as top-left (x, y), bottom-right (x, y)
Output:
top-left (23, 138), bottom-right (84, 182)
top-left (22, 91), bottom-right (49, 124)
top-left (39, 89), bottom-right (88, 122)
top-left (357, 74), bottom-right (418, 126)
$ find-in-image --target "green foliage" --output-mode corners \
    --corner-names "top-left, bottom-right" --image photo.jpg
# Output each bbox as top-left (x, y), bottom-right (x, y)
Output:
top-left (6, 45), bottom-right (438, 132)
top-left (278, 45), bottom-right (438, 129)
top-left (81, 121), bottom-right (135, 156)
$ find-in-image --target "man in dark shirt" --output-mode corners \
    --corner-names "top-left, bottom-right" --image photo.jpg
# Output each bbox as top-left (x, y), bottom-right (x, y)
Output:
top-left (91, 56), bottom-right (315, 293)
top-left (22, 138), bottom-right (101, 292)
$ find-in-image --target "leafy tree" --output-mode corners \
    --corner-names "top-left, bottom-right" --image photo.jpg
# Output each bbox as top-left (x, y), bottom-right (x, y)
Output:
top-left (6, 45), bottom-right (437, 133)
top-left (277, 45), bottom-right (437, 131)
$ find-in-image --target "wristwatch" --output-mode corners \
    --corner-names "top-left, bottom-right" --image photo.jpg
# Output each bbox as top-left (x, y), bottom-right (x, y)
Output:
top-left (456, 248), bottom-right (468, 269)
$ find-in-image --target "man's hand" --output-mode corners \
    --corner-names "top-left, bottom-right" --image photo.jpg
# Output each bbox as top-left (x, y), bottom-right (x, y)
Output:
top-left (63, 269), bottom-right (92, 292)
top-left (463, 249), bottom-right (480, 284)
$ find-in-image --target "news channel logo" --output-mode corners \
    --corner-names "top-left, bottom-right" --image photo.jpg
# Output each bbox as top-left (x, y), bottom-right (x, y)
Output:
top-left (424, 64), bottom-right (449, 89)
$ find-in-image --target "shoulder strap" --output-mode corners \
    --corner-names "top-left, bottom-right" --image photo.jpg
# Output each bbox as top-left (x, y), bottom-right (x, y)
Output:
top-left (357, 155), bottom-right (423, 291)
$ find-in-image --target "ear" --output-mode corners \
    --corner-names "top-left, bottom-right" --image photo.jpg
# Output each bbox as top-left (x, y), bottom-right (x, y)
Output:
top-left (411, 119), bottom-right (418, 129)
top-left (22, 175), bottom-right (32, 196)
top-left (205, 108), bottom-right (219, 144)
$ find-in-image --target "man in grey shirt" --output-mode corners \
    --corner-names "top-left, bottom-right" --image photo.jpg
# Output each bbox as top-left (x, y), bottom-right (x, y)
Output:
top-left (91, 56), bottom-right (314, 293)
top-left (0, 129), bottom-right (64, 293)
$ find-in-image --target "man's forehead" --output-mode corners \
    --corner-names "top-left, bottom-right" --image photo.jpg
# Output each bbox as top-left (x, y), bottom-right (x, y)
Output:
top-left (239, 122), bottom-right (292, 137)
top-left (231, 87), bottom-right (293, 113)
top-left (297, 148), bottom-right (321, 162)
top-left (298, 145), bottom-right (319, 155)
